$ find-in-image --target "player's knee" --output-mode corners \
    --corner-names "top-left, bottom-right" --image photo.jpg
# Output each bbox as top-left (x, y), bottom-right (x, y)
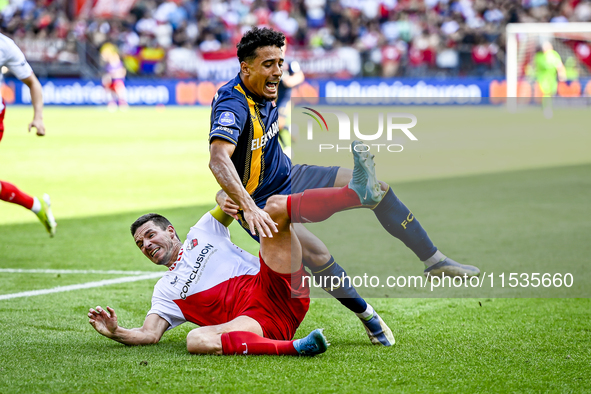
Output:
top-left (264, 195), bottom-right (284, 213)
top-left (186, 329), bottom-right (218, 354)
top-left (265, 195), bottom-right (289, 226)
top-left (302, 251), bottom-right (332, 268)
top-left (186, 329), bottom-right (204, 354)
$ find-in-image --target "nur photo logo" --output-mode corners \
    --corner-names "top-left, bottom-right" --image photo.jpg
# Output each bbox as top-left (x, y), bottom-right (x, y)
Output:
top-left (301, 106), bottom-right (419, 153)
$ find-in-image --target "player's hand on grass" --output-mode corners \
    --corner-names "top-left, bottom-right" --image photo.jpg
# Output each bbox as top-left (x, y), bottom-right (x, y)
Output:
top-left (88, 306), bottom-right (119, 338)
top-left (243, 204), bottom-right (278, 238)
top-left (216, 189), bottom-right (240, 220)
top-left (28, 118), bottom-right (45, 136)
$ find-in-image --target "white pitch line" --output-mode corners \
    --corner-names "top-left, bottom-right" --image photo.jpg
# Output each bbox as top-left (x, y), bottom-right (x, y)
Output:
top-left (0, 272), bottom-right (164, 301)
top-left (0, 268), bottom-right (159, 275)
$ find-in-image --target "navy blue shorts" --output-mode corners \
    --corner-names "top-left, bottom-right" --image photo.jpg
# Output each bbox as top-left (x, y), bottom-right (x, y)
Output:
top-left (240, 164), bottom-right (340, 242)
top-left (289, 164), bottom-right (340, 194)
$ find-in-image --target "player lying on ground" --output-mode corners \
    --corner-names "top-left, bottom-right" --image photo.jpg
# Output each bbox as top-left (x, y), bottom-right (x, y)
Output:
top-left (209, 27), bottom-right (478, 346)
top-left (88, 147), bottom-right (391, 355)
top-left (0, 33), bottom-right (56, 236)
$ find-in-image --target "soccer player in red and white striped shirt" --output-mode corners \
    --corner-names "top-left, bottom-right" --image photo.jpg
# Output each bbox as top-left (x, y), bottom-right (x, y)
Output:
top-left (88, 147), bottom-right (388, 356)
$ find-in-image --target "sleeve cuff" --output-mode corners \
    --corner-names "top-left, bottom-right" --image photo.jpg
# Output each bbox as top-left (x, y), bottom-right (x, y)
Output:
top-left (209, 205), bottom-right (234, 227)
top-left (209, 134), bottom-right (237, 145)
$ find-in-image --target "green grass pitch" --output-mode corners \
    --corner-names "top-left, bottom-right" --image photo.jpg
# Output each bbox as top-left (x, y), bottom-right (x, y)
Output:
top-left (0, 105), bottom-right (590, 393)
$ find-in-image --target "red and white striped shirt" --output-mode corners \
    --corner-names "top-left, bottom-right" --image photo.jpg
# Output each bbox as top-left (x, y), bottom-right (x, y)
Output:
top-left (147, 213), bottom-right (260, 329)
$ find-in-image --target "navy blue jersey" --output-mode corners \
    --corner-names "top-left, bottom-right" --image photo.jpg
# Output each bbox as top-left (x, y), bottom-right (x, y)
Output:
top-left (209, 73), bottom-right (292, 204)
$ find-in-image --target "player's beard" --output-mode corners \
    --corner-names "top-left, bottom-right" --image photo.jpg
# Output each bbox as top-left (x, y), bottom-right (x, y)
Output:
top-left (154, 239), bottom-right (176, 266)
top-left (155, 253), bottom-right (171, 266)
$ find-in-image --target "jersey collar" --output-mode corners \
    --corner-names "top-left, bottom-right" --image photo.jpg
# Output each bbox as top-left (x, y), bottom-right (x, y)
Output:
top-left (237, 73), bottom-right (267, 107)
top-left (168, 246), bottom-right (184, 271)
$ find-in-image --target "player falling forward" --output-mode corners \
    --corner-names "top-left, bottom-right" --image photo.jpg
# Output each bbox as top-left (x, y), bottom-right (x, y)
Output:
top-left (209, 27), bottom-right (478, 346)
top-left (0, 33), bottom-right (56, 236)
top-left (88, 144), bottom-right (388, 355)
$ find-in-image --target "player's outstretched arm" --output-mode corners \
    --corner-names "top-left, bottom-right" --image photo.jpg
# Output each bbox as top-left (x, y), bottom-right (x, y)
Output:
top-left (209, 139), bottom-right (278, 237)
top-left (88, 306), bottom-right (169, 346)
top-left (20, 73), bottom-right (45, 136)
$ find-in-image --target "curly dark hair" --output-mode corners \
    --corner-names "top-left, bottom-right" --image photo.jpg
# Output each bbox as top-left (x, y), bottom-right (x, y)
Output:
top-left (236, 27), bottom-right (285, 63)
top-left (131, 213), bottom-right (180, 241)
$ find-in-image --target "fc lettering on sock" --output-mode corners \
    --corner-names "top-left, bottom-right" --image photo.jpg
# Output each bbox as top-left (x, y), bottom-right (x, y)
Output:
top-left (401, 212), bottom-right (414, 229)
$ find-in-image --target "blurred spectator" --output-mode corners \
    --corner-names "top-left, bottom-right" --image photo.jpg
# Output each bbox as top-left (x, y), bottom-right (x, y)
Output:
top-left (100, 42), bottom-right (128, 111)
top-left (381, 41), bottom-right (405, 77)
top-left (471, 35), bottom-right (499, 76)
top-left (199, 32), bottom-right (221, 52)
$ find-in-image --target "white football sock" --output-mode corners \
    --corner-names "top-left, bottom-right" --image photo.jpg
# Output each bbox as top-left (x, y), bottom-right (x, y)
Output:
top-left (423, 250), bottom-right (446, 268)
top-left (30, 197), bottom-right (41, 214)
top-left (356, 303), bottom-right (374, 321)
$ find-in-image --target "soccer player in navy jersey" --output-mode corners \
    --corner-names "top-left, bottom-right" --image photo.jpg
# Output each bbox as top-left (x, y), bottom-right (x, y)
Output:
top-left (208, 27), bottom-right (479, 347)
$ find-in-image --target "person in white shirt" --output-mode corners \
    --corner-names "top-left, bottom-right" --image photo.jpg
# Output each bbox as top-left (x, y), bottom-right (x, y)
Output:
top-left (88, 147), bottom-right (390, 355)
top-left (0, 33), bottom-right (56, 236)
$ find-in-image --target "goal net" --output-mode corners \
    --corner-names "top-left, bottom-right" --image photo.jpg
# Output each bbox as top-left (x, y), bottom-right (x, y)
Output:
top-left (506, 23), bottom-right (591, 97)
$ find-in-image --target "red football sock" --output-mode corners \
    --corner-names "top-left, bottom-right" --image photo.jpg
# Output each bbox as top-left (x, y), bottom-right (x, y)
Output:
top-left (0, 181), bottom-right (34, 210)
top-left (221, 331), bottom-right (298, 356)
top-left (287, 185), bottom-right (362, 223)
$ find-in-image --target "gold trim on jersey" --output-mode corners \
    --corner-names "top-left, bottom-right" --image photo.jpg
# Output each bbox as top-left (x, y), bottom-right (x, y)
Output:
top-left (234, 84), bottom-right (265, 195)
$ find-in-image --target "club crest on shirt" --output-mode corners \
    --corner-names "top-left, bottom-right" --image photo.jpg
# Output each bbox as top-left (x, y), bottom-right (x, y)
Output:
top-left (219, 112), bottom-right (236, 126)
top-left (186, 238), bottom-right (199, 250)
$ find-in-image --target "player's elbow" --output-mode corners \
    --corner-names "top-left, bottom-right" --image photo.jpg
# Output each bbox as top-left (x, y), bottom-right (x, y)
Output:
top-left (135, 332), bottom-right (161, 345)
top-left (208, 150), bottom-right (226, 173)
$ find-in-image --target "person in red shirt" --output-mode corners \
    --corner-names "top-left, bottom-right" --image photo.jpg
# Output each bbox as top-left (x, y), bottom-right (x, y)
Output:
top-left (88, 145), bottom-right (388, 355)
top-left (0, 33), bottom-right (56, 236)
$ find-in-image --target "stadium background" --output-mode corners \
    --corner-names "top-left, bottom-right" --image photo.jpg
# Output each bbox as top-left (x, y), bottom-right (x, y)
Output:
top-left (2, 0), bottom-right (591, 104)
